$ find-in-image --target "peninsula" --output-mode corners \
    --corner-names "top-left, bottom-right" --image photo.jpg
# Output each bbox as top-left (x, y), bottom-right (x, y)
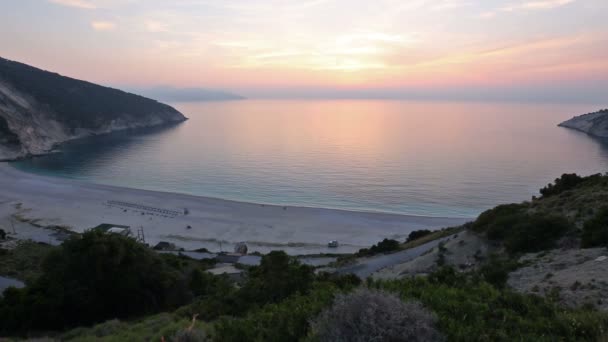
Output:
top-left (0, 57), bottom-right (186, 161)
top-left (558, 109), bottom-right (608, 138)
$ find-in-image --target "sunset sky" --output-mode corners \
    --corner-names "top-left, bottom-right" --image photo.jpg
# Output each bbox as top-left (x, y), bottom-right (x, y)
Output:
top-left (1, 0), bottom-right (607, 101)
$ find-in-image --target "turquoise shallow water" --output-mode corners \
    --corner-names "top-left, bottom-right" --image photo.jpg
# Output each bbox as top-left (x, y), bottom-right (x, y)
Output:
top-left (12, 100), bottom-right (608, 218)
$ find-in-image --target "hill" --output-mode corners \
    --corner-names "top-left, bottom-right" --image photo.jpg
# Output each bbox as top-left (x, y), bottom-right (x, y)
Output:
top-left (558, 109), bottom-right (608, 138)
top-left (0, 57), bottom-right (186, 161)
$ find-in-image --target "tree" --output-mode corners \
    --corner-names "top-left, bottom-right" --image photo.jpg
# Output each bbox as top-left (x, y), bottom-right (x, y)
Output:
top-left (0, 230), bottom-right (188, 333)
top-left (238, 251), bottom-right (315, 305)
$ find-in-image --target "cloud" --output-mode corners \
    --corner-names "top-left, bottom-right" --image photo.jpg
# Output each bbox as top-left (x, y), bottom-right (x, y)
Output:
top-left (49, 0), bottom-right (97, 9)
top-left (501, 0), bottom-right (576, 11)
top-left (431, 0), bottom-right (472, 11)
top-left (91, 20), bottom-right (116, 31)
top-left (145, 20), bottom-right (169, 33)
top-left (481, 0), bottom-right (575, 18)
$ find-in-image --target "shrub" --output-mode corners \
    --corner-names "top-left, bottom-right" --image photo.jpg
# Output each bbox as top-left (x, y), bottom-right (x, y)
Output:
top-left (178, 251), bottom-right (316, 322)
top-left (472, 203), bottom-right (572, 254)
top-left (310, 288), bottom-right (444, 342)
top-left (581, 207), bottom-right (608, 248)
top-left (472, 203), bottom-right (527, 236)
top-left (373, 270), bottom-right (608, 341)
top-left (214, 284), bottom-right (337, 341)
top-left (540, 173), bottom-right (585, 197)
top-left (406, 229), bottom-right (432, 242)
top-left (478, 255), bottom-right (520, 288)
top-left (238, 251), bottom-right (315, 305)
top-left (172, 328), bottom-right (208, 342)
top-left (502, 214), bottom-right (572, 253)
top-left (0, 231), bottom-right (190, 334)
top-left (539, 173), bottom-right (604, 197)
top-left (355, 238), bottom-right (400, 257)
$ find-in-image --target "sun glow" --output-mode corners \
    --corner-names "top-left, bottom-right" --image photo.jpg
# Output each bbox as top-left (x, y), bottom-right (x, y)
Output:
top-left (1, 0), bottom-right (606, 96)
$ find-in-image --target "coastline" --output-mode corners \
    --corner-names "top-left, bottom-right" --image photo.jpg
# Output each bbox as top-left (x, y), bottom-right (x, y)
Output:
top-left (0, 163), bottom-right (471, 254)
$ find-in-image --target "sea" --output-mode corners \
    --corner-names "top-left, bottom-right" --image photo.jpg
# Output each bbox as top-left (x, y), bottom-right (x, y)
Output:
top-left (12, 100), bottom-right (608, 218)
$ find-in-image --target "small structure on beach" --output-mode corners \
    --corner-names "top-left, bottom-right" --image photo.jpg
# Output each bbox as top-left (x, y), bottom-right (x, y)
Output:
top-left (107, 227), bottom-right (131, 237)
top-left (234, 242), bottom-right (248, 255)
top-left (92, 224), bottom-right (132, 237)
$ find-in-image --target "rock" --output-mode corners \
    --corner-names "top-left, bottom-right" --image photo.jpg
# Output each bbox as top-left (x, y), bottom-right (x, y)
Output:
top-left (558, 109), bottom-right (608, 138)
top-left (0, 57), bottom-right (187, 161)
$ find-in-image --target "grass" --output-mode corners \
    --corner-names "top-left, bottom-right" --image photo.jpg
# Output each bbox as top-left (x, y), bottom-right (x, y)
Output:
top-left (61, 313), bottom-right (212, 341)
top-left (0, 241), bottom-right (56, 284)
top-left (401, 225), bottom-right (466, 250)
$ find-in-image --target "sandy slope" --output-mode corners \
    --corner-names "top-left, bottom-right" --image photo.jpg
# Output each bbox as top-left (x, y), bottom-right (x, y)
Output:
top-left (0, 163), bottom-right (469, 254)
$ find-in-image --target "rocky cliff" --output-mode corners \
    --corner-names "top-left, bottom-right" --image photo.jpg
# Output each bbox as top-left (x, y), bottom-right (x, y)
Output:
top-left (0, 57), bottom-right (187, 161)
top-left (558, 109), bottom-right (608, 138)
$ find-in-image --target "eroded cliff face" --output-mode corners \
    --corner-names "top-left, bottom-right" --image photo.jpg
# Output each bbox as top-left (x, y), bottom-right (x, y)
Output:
top-left (0, 70), bottom-right (186, 161)
top-left (0, 80), bottom-right (71, 160)
top-left (558, 110), bottom-right (608, 139)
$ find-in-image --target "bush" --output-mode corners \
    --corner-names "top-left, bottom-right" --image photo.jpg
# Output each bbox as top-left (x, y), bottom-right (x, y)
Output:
top-left (472, 203), bottom-right (527, 236)
top-left (581, 207), bottom-right (608, 248)
top-left (355, 238), bottom-right (400, 257)
top-left (172, 328), bottom-right (208, 342)
top-left (539, 173), bottom-right (605, 197)
top-left (472, 204), bottom-right (572, 254)
top-left (503, 214), bottom-right (572, 253)
top-left (238, 251), bottom-right (315, 305)
top-left (0, 231), bottom-right (190, 334)
top-left (478, 255), bottom-right (521, 288)
top-left (177, 251), bottom-right (316, 322)
top-left (310, 288), bottom-right (443, 342)
top-left (373, 270), bottom-right (608, 341)
top-left (214, 284), bottom-right (338, 342)
top-left (406, 229), bottom-right (432, 242)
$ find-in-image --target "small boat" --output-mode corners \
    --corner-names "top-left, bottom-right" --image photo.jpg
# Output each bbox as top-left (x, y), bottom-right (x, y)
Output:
top-left (328, 240), bottom-right (339, 248)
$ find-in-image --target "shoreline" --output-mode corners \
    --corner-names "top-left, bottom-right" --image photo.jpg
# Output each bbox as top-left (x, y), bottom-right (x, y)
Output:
top-left (0, 163), bottom-right (471, 254)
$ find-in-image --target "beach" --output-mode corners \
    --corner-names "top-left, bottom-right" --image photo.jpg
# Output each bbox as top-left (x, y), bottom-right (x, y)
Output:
top-left (0, 163), bottom-right (470, 254)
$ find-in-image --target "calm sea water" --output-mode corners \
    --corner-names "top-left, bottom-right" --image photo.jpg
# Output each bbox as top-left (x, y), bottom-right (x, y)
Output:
top-left (13, 100), bottom-right (608, 218)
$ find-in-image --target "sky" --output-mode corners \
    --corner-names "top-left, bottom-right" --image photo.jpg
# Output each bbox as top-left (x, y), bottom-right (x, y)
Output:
top-left (0, 0), bottom-right (607, 101)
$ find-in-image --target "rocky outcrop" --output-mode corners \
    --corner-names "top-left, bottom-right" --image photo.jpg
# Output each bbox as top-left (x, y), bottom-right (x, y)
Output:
top-left (558, 109), bottom-right (608, 138)
top-left (0, 57), bottom-right (187, 161)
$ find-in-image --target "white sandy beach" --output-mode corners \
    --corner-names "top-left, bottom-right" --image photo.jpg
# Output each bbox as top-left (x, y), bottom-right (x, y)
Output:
top-left (0, 163), bottom-right (470, 254)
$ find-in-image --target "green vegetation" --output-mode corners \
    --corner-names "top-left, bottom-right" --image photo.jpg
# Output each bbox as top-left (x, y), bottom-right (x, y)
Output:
top-left (473, 206), bottom-right (572, 254)
top-left (0, 57), bottom-right (183, 130)
top-left (0, 231), bottom-right (198, 333)
top-left (402, 226), bottom-right (465, 250)
top-left (310, 288), bottom-right (443, 342)
top-left (472, 173), bottom-right (608, 253)
top-left (56, 264), bottom-right (608, 342)
top-left (355, 238), bottom-right (401, 257)
top-left (61, 314), bottom-right (209, 341)
top-left (581, 207), bottom-right (608, 248)
top-left (3, 172), bottom-right (608, 340)
top-left (374, 268), bottom-right (608, 342)
top-left (0, 241), bottom-right (56, 283)
top-left (406, 229), bottom-right (432, 242)
top-left (540, 173), bottom-right (590, 197)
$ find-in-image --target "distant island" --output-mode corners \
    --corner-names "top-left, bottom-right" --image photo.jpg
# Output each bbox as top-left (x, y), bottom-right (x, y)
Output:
top-left (0, 57), bottom-right (187, 161)
top-left (129, 86), bottom-right (245, 102)
top-left (558, 109), bottom-right (608, 138)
